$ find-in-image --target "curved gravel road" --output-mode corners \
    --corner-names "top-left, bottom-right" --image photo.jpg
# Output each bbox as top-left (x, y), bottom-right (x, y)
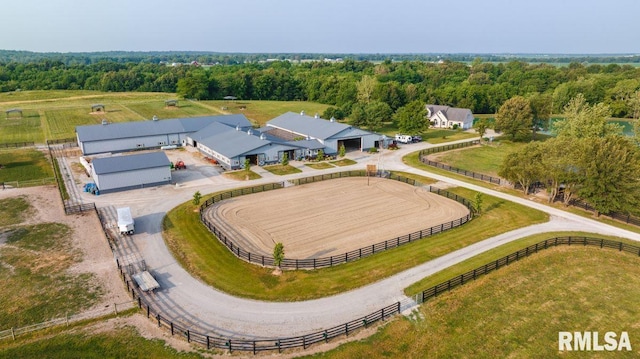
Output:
top-left (83, 137), bottom-right (640, 339)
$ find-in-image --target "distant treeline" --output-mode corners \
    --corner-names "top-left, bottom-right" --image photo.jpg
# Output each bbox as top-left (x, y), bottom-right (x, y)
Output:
top-left (1, 50), bottom-right (640, 65)
top-left (2, 53), bottom-right (640, 119)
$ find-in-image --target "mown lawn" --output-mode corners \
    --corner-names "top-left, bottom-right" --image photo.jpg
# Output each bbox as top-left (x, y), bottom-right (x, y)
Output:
top-left (262, 164), bottom-right (302, 175)
top-left (305, 162), bottom-right (335, 170)
top-left (0, 148), bottom-right (53, 182)
top-left (201, 100), bottom-right (330, 126)
top-left (0, 110), bottom-right (44, 143)
top-left (124, 100), bottom-right (213, 120)
top-left (306, 240), bottom-right (640, 358)
top-left (330, 159), bottom-right (356, 166)
top-left (0, 325), bottom-right (207, 359)
top-left (429, 140), bottom-right (522, 177)
top-left (162, 178), bottom-right (547, 301)
top-left (223, 170), bottom-right (261, 180)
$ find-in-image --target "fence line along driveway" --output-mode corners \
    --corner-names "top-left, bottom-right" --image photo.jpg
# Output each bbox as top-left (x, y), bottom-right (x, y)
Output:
top-left (80, 136), bottom-right (640, 342)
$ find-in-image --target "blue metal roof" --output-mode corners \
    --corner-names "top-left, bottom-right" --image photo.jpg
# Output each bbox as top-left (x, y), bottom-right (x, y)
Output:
top-left (196, 126), bottom-right (276, 158)
top-left (267, 112), bottom-right (352, 140)
top-left (92, 151), bottom-right (171, 175)
top-left (76, 115), bottom-right (251, 142)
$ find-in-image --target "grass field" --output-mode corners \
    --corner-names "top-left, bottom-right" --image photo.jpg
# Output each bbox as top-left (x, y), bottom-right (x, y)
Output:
top-left (0, 199), bottom-right (101, 327)
top-left (162, 175), bottom-right (547, 301)
top-left (223, 169), bottom-right (261, 180)
top-left (124, 101), bottom-right (213, 120)
top-left (306, 241), bottom-right (640, 358)
top-left (305, 162), bottom-right (335, 169)
top-left (330, 158), bottom-right (356, 166)
top-left (0, 325), bottom-right (207, 359)
top-left (201, 100), bottom-right (330, 126)
top-left (430, 140), bottom-right (521, 177)
top-left (0, 148), bottom-right (53, 183)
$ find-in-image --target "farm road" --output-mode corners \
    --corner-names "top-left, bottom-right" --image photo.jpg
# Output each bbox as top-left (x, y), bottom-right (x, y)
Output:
top-left (82, 136), bottom-right (640, 339)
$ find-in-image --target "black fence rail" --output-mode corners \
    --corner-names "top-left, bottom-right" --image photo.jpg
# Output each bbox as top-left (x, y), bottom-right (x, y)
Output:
top-left (46, 138), bottom-right (77, 145)
top-left (416, 236), bottom-right (640, 304)
top-left (0, 141), bottom-right (35, 149)
top-left (566, 198), bottom-right (640, 227)
top-left (64, 202), bottom-right (97, 215)
top-left (115, 259), bottom-right (400, 354)
top-left (418, 140), bottom-right (502, 185)
top-left (200, 172), bottom-right (475, 270)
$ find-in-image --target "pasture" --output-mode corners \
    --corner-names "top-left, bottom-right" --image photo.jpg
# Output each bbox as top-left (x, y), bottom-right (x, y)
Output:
top-left (201, 100), bottom-right (330, 126)
top-left (0, 148), bottom-right (53, 183)
top-left (207, 177), bottom-right (470, 258)
top-left (307, 242), bottom-right (640, 358)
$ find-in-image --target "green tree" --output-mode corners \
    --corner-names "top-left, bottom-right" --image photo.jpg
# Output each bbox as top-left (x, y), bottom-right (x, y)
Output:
top-left (474, 118), bottom-right (491, 139)
top-left (528, 92), bottom-right (553, 139)
top-left (281, 152), bottom-right (289, 166)
top-left (338, 144), bottom-right (346, 158)
top-left (577, 136), bottom-right (640, 216)
top-left (393, 100), bottom-right (428, 134)
top-left (273, 242), bottom-right (285, 268)
top-left (192, 191), bottom-right (202, 205)
top-left (176, 69), bottom-right (209, 100)
top-left (498, 142), bottom-right (544, 194)
top-left (494, 96), bottom-right (534, 140)
top-left (364, 101), bottom-right (392, 131)
top-left (474, 192), bottom-right (484, 215)
top-left (553, 94), bottom-right (621, 139)
top-left (356, 75), bottom-right (377, 104)
top-left (244, 158), bottom-right (251, 173)
top-left (316, 149), bottom-right (324, 161)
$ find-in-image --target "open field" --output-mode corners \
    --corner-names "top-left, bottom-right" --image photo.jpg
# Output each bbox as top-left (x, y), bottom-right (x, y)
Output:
top-left (0, 148), bottom-right (53, 183)
top-left (429, 141), bottom-right (521, 177)
top-left (209, 177), bottom-right (470, 258)
top-left (163, 177), bottom-right (547, 301)
top-left (201, 100), bottom-right (330, 126)
top-left (306, 244), bottom-right (640, 358)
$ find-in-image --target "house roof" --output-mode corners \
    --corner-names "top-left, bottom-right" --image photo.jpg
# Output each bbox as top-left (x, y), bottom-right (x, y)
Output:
top-left (284, 139), bottom-right (325, 150)
top-left (267, 112), bottom-right (351, 140)
top-left (76, 115), bottom-right (251, 142)
top-left (196, 126), bottom-right (275, 158)
top-left (92, 151), bottom-right (170, 175)
top-left (426, 105), bottom-right (473, 123)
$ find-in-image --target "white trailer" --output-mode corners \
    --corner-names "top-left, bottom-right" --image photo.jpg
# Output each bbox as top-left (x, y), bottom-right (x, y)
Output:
top-left (395, 134), bottom-right (413, 144)
top-left (117, 207), bottom-right (135, 235)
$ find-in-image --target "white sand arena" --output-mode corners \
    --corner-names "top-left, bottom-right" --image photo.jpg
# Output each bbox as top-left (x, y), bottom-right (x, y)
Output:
top-left (207, 177), bottom-right (470, 259)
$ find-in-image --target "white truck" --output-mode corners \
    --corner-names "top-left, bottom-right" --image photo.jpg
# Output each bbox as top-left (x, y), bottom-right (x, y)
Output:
top-left (395, 134), bottom-right (413, 144)
top-left (117, 207), bottom-right (135, 235)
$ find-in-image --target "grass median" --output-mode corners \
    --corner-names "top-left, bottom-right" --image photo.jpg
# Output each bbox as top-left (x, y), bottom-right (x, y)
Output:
top-left (162, 177), bottom-right (548, 301)
top-left (305, 232), bottom-right (640, 358)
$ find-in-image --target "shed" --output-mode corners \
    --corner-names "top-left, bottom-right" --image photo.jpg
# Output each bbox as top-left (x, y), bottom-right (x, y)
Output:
top-left (165, 99), bottom-right (178, 107)
top-left (90, 151), bottom-right (171, 193)
top-left (5, 108), bottom-right (22, 119)
top-left (91, 104), bottom-right (105, 112)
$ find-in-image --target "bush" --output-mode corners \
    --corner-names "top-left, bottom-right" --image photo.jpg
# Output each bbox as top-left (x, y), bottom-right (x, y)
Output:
top-left (368, 147), bottom-right (378, 153)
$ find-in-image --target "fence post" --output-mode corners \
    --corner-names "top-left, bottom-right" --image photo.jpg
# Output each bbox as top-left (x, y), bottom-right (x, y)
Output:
top-left (114, 302), bottom-right (118, 315)
top-left (170, 322), bottom-right (174, 335)
top-left (11, 327), bottom-right (15, 340)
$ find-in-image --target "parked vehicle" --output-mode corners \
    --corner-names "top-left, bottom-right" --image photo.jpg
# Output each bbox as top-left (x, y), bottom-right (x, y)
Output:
top-left (174, 160), bottom-right (186, 170)
top-left (395, 134), bottom-right (413, 144)
top-left (117, 207), bottom-right (135, 235)
top-left (412, 135), bottom-right (423, 143)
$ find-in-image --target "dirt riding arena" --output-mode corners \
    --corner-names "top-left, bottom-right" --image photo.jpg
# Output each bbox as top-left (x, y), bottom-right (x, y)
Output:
top-left (208, 177), bottom-right (470, 259)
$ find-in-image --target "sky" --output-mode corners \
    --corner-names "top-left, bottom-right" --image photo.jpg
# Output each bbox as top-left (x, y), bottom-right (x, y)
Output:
top-left (1, 0), bottom-right (640, 54)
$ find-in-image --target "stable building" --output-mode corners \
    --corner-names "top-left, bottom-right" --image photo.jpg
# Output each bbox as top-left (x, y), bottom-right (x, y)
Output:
top-left (76, 114), bottom-right (251, 155)
top-left (266, 112), bottom-right (383, 154)
top-left (90, 152), bottom-right (171, 193)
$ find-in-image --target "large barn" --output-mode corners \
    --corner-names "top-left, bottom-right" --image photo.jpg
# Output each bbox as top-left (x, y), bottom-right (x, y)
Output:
top-left (90, 152), bottom-right (172, 193)
top-left (76, 115), bottom-right (252, 155)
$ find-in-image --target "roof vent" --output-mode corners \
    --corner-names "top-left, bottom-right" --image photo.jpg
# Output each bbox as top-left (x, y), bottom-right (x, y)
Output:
top-left (300, 110), bottom-right (305, 116)
top-left (260, 133), bottom-right (266, 140)
top-left (152, 115), bottom-right (158, 121)
top-left (330, 117), bottom-right (336, 122)
top-left (314, 113), bottom-right (319, 119)
top-left (101, 119), bottom-right (108, 125)
top-left (236, 125), bottom-right (240, 131)
top-left (247, 129), bottom-right (252, 136)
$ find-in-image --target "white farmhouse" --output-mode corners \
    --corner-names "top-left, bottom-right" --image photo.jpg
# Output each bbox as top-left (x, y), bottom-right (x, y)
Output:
top-left (426, 105), bottom-right (474, 130)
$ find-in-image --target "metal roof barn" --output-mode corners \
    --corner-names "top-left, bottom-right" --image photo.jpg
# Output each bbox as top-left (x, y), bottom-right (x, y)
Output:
top-left (90, 152), bottom-right (172, 193)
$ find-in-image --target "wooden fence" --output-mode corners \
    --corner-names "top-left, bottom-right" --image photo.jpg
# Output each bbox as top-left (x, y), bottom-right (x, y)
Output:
top-left (418, 140), bottom-right (502, 185)
top-left (416, 236), bottom-right (640, 304)
top-left (116, 259), bottom-right (400, 354)
top-left (199, 171), bottom-right (475, 269)
top-left (0, 141), bottom-right (35, 149)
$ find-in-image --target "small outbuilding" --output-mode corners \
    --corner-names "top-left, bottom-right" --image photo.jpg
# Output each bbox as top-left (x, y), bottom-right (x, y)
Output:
top-left (5, 108), bottom-right (22, 119)
top-left (91, 104), bottom-right (105, 112)
top-left (165, 99), bottom-right (178, 107)
top-left (90, 152), bottom-right (171, 193)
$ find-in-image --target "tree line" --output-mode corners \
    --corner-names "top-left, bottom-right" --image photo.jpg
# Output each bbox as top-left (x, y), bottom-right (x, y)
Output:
top-left (3, 57), bottom-right (640, 123)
